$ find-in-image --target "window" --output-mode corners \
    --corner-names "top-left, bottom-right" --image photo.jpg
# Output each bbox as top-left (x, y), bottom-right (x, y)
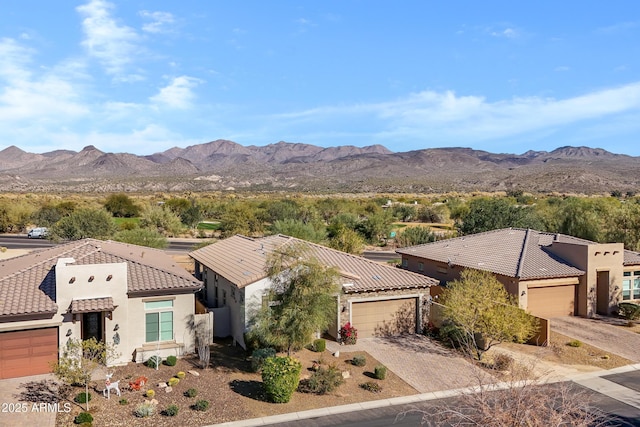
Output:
top-left (418, 262), bottom-right (424, 272)
top-left (402, 259), bottom-right (408, 268)
top-left (231, 287), bottom-right (236, 302)
top-left (144, 300), bottom-right (174, 342)
top-left (222, 290), bottom-right (227, 306)
top-left (623, 271), bottom-right (640, 300)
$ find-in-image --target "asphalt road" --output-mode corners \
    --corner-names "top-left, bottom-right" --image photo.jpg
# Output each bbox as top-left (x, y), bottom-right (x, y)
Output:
top-left (274, 376), bottom-right (640, 427)
top-left (0, 235), bottom-right (401, 262)
top-left (0, 234), bottom-right (199, 252)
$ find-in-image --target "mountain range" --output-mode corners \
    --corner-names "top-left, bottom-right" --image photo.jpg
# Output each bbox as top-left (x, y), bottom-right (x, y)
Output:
top-left (0, 140), bottom-right (638, 194)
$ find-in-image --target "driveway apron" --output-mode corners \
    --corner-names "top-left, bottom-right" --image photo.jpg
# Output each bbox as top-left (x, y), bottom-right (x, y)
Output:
top-left (551, 316), bottom-right (640, 363)
top-left (0, 374), bottom-right (59, 427)
top-left (327, 335), bottom-right (489, 393)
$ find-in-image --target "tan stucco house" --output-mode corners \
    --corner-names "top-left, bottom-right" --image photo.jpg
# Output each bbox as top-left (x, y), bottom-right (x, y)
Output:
top-left (396, 228), bottom-right (640, 319)
top-left (190, 234), bottom-right (436, 348)
top-left (0, 239), bottom-right (202, 379)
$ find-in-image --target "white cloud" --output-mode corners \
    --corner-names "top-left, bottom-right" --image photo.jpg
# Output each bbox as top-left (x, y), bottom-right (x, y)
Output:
top-left (150, 76), bottom-right (202, 109)
top-left (491, 27), bottom-right (518, 38)
top-left (140, 10), bottom-right (175, 34)
top-left (0, 38), bottom-right (88, 123)
top-left (273, 82), bottom-right (640, 144)
top-left (76, 0), bottom-right (141, 79)
top-left (555, 66), bottom-right (570, 72)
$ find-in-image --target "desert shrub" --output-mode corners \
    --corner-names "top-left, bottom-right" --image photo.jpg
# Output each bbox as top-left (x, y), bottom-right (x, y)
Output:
top-left (134, 402), bottom-right (156, 418)
top-left (299, 365), bottom-right (344, 394)
top-left (118, 398), bottom-right (128, 405)
top-left (567, 339), bottom-right (583, 348)
top-left (351, 354), bottom-right (366, 367)
top-left (438, 321), bottom-right (465, 349)
top-left (618, 302), bottom-right (640, 321)
top-left (74, 392), bottom-right (91, 404)
top-left (163, 404), bottom-right (179, 417)
top-left (261, 356), bottom-right (302, 403)
top-left (492, 353), bottom-right (514, 371)
top-left (146, 389), bottom-right (155, 398)
top-left (168, 377), bottom-right (180, 387)
top-left (312, 338), bottom-right (326, 352)
top-left (374, 364), bottom-right (387, 380)
top-left (192, 400), bottom-right (210, 411)
top-left (251, 348), bottom-right (276, 373)
top-left (146, 355), bottom-right (162, 368)
top-left (177, 371), bottom-right (186, 379)
top-left (74, 412), bottom-right (93, 424)
top-left (185, 388), bottom-right (198, 398)
top-left (339, 322), bottom-right (358, 345)
top-left (164, 355), bottom-right (177, 366)
top-left (360, 381), bottom-right (382, 393)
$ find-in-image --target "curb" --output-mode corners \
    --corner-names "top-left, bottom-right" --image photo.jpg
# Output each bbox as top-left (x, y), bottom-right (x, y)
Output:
top-left (205, 362), bottom-right (640, 427)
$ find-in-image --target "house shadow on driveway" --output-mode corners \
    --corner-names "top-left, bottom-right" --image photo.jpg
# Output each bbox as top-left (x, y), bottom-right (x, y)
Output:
top-left (328, 334), bottom-right (493, 394)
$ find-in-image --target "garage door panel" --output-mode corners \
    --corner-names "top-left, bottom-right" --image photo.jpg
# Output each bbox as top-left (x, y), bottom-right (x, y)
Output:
top-left (0, 328), bottom-right (58, 379)
top-left (352, 298), bottom-right (417, 338)
top-left (528, 286), bottom-right (576, 318)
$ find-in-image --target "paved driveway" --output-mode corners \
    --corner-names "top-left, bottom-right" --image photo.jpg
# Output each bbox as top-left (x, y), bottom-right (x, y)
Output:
top-left (551, 316), bottom-right (640, 362)
top-left (0, 374), bottom-right (59, 427)
top-left (327, 335), bottom-right (489, 393)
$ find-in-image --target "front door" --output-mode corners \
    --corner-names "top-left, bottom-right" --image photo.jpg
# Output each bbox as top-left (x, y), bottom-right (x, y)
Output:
top-left (596, 271), bottom-right (610, 315)
top-left (82, 312), bottom-right (103, 341)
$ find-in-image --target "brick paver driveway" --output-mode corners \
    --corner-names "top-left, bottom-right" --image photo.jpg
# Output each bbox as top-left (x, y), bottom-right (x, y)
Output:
top-left (327, 334), bottom-right (489, 393)
top-left (551, 316), bottom-right (640, 363)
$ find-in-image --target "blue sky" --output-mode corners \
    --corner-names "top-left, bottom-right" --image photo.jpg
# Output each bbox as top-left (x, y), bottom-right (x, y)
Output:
top-left (1, 1), bottom-right (640, 156)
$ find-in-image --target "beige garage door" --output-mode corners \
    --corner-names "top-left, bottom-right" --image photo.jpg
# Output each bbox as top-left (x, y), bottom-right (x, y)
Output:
top-left (351, 298), bottom-right (417, 338)
top-left (527, 286), bottom-right (576, 318)
top-left (0, 328), bottom-right (58, 379)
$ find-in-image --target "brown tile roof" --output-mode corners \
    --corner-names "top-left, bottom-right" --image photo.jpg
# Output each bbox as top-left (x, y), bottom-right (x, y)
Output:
top-left (70, 297), bottom-right (115, 314)
top-left (190, 234), bottom-right (436, 293)
top-left (396, 228), bottom-right (587, 280)
top-left (0, 239), bottom-right (201, 318)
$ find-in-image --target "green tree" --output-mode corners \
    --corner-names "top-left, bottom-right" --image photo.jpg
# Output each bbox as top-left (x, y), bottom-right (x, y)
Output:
top-left (248, 243), bottom-right (340, 356)
top-left (139, 204), bottom-right (184, 236)
top-left (49, 209), bottom-right (116, 241)
top-left (606, 203), bottom-right (640, 251)
top-left (357, 210), bottom-right (393, 243)
top-left (328, 227), bottom-right (365, 255)
top-left (52, 338), bottom-right (119, 411)
top-left (104, 193), bottom-right (139, 218)
top-left (113, 228), bottom-right (168, 249)
top-left (220, 203), bottom-right (264, 237)
top-left (391, 204), bottom-right (417, 222)
top-left (327, 212), bottom-right (360, 238)
top-left (0, 201), bottom-right (34, 232)
top-left (441, 269), bottom-right (538, 361)
top-left (395, 226), bottom-right (438, 248)
top-left (557, 198), bottom-right (603, 242)
top-left (269, 219), bottom-right (326, 243)
top-left (458, 198), bottom-right (543, 235)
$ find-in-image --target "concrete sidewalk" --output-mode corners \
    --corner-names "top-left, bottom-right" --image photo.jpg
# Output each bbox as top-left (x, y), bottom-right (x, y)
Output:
top-left (207, 363), bottom-right (640, 427)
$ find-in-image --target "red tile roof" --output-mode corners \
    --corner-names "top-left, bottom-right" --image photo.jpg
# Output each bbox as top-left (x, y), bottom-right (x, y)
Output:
top-left (397, 228), bottom-right (640, 279)
top-left (70, 297), bottom-right (115, 314)
top-left (190, 234), bottom-right (436, 292)
top-left (0, 239), bottom-right (201, 318)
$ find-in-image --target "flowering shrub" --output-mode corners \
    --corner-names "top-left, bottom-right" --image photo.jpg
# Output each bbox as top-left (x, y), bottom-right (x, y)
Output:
top-left (339, 322), bottom-right (358, 345)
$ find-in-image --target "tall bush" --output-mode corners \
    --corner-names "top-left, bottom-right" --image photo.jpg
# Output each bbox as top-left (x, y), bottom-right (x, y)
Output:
top-left (261, 356), bottom-right (302, 403)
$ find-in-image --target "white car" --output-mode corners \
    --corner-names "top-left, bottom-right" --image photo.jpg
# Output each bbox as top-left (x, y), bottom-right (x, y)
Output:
top-left (27, 227), bottom-right (48, 238)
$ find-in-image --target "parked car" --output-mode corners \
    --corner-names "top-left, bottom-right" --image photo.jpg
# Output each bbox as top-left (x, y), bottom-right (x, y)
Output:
top-left (27, 227), bottom-right (48, 238)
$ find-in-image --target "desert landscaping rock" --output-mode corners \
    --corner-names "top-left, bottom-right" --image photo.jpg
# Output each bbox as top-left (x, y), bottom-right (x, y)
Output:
top-left (188, 370), bottom-right (200, 376)
top-left (165, 386), bottom-right (173, 393)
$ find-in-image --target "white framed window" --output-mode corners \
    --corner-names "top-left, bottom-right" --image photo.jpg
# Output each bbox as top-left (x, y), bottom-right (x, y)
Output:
top-left (625, 271), bottom-right (640, 300)
top-left (144, 300), bottom-right (174, 342)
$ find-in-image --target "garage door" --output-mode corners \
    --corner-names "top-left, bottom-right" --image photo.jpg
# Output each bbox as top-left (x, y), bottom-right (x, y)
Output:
top-left (0, 328), bottom-right (58, 379)
top-left (527, 286), bottom-right (576, 318)
top-left (351, 298), bottom-right (417, 338)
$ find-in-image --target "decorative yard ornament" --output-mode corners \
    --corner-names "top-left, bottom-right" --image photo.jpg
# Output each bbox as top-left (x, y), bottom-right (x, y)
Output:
top-left (103, 373), bottom-right (121, 399)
